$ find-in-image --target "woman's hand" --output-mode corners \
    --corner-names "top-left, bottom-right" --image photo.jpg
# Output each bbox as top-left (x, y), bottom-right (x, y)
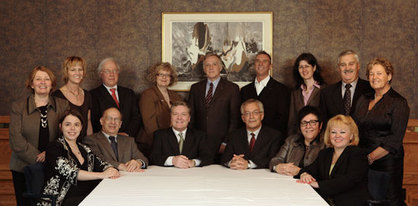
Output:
top-left (297, 172), bottom-right (316, 184)
top-left (102, 167), bottom-right (120, 179)
top-left (36, 151), bottom-right (46, 162)
top-left (275, 163), bottom-right (301, 176)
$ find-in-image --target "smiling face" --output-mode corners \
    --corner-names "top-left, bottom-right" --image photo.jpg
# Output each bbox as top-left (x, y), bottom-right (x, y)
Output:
top-left (254, 54), bottom-right (271, 80)
top-left (60, 114), bottom-right (82, 142)
top-left (31, 71), bottom-right (52, 95)
top-left (203, 55), bottom-right (222, 81)
top-left (338, 54), bottom-right (360, 84)
top-left (100, 108), bottom-right (122, 136)
top-left (329, 125), bottom-right (353, 150)
top-left (67, 64), bottom-right (84, 84)
top-left (171, 105), bottom-right (190, 131)
top-left (300, 113), bottom-right (321, 144)
top-left (298, 60), bottom-right (316, 81)
top-left (100, 60), bottom-right (119, 87)
top-left (241, 102), bottom-right (264, 132)
top-left (368, 64), bottom-right (392, 92)
top-left (156, 69), bottom-right (171, 88)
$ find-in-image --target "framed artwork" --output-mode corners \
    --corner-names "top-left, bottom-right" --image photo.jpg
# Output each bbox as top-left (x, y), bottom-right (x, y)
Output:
top-left (162, 12), bottom-right (273, 91)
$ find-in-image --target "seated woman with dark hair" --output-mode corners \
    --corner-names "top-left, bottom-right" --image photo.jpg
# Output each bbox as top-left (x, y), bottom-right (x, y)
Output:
top-left (40, 110), bottom-right (120, 206)
top-left (270, 106), bottom-right (324, 176)
top-left (297, 115), bottom-right (370, 206)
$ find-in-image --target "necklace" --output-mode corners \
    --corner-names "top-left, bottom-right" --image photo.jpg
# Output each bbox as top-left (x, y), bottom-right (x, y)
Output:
top-left (66, 86), bottom-right (81, 97)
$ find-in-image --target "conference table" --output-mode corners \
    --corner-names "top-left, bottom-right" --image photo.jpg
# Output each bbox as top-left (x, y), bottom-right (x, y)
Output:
top-left (80, 165), bottom-right (328, 206)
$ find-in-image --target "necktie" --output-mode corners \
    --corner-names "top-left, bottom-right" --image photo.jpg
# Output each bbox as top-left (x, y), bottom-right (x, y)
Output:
top-left (110, 88), bottom-right (120, 108)
top-left (178, 132), bottom-right (184, 153)
top-left (249, 133), bottom-right (256, 152)
top-left (343, 84), bottom-right (352, 115)
top-left (109, 136), bottom-right (118, 160)
top-left (205, 83), bottom-right (214, 107)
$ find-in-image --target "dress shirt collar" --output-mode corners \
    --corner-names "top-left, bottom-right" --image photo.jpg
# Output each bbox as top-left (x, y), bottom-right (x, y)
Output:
top-left (102, 131), bottom-right (118, 143)
top-left (341, 78), bottom-right (358, 99)
top-left (255, 76), bottom-right (270, 95)
top-left (206, 77), bottom-right (221, 96)
top-left (172, 127), bottom-right (188, 142)
top-left (247, 126), bottom-right (261, 142)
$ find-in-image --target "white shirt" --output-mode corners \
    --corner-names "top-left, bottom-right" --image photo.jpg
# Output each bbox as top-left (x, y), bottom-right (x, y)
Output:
top-left (103, 84), bottom-right (119, 102)
top-left (164, 128), bottom-right (201, 166)
top-left (341, 78), bottom-right (358, 106)
top-left (255, 76), bottom-right (270, 95)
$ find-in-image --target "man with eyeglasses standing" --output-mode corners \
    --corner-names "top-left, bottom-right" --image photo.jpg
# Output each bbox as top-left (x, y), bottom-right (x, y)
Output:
top-left (320, 50), bottom-right (373, 122)
top-left (90, 58), bottom-right (141, 137)
top-left (84, 107), bottom-right (148, 172)
top-left (221, 99), bottom-right (283, 169)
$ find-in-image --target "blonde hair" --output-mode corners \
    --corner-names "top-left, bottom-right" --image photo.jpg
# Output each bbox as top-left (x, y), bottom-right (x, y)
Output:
top-left (62, 56), bottom-right (87, 83)
top-left (324, 115), bottom-right (359, 147)
top-left (146, 62), bottom-right (178, 86)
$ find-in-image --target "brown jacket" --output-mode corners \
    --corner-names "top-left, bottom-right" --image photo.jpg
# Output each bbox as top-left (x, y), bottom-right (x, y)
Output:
top-left (269, 134), bottom-right (324, 171)
top-left (9, 94), bottom-right (69, 172)
top-left (137, 86), bottom-right (182, 156)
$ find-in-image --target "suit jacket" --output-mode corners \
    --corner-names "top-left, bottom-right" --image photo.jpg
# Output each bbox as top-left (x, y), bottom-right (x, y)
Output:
top-left (298, 146), bottom-right (370, 206)
top-left (149, 127), bottom-right (212, 166)
top-left (9, 94), bottom-right (69, 172)
top-left (320, 78), bottom-right (372, 122)
top-left (287, 86), bottom-right (321, 135)
top-left (83, 132), bottom-right (148, 168)
top-left (188, 78), bottom-right (241, 154)
top-left (90, 85), bottom-right (141, 137)
top-left (240, 77), bottom-right (290, 135)
top-left (221, 126), bottom-right (284, 169)
top-left (137, 86), bottom-right (182, 156)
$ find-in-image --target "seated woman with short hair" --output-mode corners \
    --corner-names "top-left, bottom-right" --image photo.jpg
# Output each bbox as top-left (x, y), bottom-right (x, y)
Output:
top-left (40, 110), bottom-right (120, 206)
top-left (270, 106), bottom-right (324, 176)
top-left (297, 115), bottom-right (370, 206)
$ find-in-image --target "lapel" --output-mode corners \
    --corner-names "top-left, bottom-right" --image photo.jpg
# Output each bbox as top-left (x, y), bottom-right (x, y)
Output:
top-left (238, 128), bottom-right (251, 154)
top-left (117, 86), bottom-right (125, 108)
top-left (153, 86), bottom-right (170, 110)
top-left (252, 126), bottom-right (267, 154)
top-left (258, 78), bottom-right (273, 98)
top-left (99, 132), bottom-right (118, 161)
top-left (331, 81), bottom-right (344, 110)
top-left (329, 147), bottom-right (349, 178)
top-left (247, 81), bottom-right (258, 97)
top-left (100, 85), bottom-right (119, 108)
top-left (211, 78), bottom-right (224, 105)
top-left (307, 86), bottom-right (320, 105)
top-left (167, 129), bottom-right (181, 154)
top-left (116, 135), bottom-right (126, 161)
top-left (323, 148), bottom-right (334, 179)
top-left (182, 129), bottom-right (194, 154)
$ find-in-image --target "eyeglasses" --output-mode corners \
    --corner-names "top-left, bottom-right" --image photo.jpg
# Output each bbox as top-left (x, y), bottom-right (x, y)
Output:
top-left (242, 111), bottom-right (263, 117)
top-left (101, 70), bottom-right (119, 75)
top-left (300, 120), bottom-right (319, 127)
top-left (156, 73), bottom-right (171, 78)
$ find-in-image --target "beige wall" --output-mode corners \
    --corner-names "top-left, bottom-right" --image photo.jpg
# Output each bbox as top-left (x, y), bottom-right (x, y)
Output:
top-left (1, 0), bottom-right (416, 117)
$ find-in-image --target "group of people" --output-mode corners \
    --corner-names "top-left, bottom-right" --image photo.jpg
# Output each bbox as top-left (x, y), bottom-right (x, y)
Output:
top-left (9, 50), bottom-right (409, 206)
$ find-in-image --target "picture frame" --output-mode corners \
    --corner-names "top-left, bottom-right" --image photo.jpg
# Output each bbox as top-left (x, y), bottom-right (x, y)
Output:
top-left (162, 12), bottom-right (273, 91)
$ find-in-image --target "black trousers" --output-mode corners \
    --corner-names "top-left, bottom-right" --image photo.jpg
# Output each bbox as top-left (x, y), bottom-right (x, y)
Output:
top-left (12, 170), bottom-right (30, 206)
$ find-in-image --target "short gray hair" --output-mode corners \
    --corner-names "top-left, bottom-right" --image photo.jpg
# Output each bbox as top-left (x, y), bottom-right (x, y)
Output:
top-left (337, 50), bottom-right (360, 65)
top-left (97, 57), bottom-right (120, 76)
top-left (240, 99), bottom-right (264, 114)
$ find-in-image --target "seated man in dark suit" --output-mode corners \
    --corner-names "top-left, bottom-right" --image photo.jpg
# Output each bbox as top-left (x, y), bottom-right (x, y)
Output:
top-left (240, 51), bottom-right (290, 136)
top-left (150, 101), bottom-right (212, 168)
top-left (84, 107), bottom-right (148, 172)
top-left (90, 57), bottom-right (141, 137)
top-left (221, 99), bottom-right (284, 169)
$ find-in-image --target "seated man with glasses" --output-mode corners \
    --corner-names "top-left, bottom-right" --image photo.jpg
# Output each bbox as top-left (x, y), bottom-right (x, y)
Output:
top-left (221, 99), bottom-right (284, 169)
top-left (84, 107), bottom-right (148, 172)
top-left (270, 106), bottom-right (325, 176)
top-left (90, 57), bottom-right (141, 137)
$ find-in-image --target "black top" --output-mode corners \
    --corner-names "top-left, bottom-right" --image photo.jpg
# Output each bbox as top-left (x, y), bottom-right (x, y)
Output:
top-left (37, 105), bottom-right (49, 151)
top-left (354, 88), bottom-right (409, 171)
top-left (52, 89), bottom-right (92, 140)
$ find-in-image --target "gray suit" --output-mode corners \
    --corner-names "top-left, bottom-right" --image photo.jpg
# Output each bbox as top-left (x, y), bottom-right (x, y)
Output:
top-left (84, 132), bottom-right (148, 168)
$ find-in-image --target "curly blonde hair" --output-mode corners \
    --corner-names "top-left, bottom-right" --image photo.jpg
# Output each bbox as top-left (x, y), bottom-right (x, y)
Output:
top-left (146, 62), bottom-right (178, 86)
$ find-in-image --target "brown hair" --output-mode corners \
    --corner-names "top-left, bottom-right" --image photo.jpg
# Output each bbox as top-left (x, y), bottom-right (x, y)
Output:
top-left (25, 66), bottom-right (57, 93)
top-left (146, 62), bottom-right (178, 86)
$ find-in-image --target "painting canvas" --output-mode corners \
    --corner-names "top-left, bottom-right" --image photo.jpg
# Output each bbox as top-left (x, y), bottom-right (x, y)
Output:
top-left (162, 12), bottom-right (273, 91)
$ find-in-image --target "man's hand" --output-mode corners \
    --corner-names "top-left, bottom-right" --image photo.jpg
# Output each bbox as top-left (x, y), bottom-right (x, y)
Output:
top-left (275, 163), bottom-right (301, 176)
top-left (229, 154), bottom-right (248, 170)
top-left (173, 155), bottom-right (194, 169)
top-left (125, 160), bottom-right (144, 172)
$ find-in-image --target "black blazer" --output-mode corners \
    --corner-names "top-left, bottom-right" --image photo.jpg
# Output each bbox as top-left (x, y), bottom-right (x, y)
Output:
top-left (149, 127), bottom-right (212, 166)
top-left (298, 146), bottom-right (370, 206)
top-left (188, 78), bottom-right (241, 154)
top-left (240, 77), bottom-right (290, 135)
top-left (90, 85), bottom-right (141, 137)
top-left (221, 126), bottom-right (284, 169)
top-left (320, 78), bottom-right (373, 122)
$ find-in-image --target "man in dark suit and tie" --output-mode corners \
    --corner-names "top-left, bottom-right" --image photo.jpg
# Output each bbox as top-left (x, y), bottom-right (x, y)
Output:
top-left (221, 99), bottom-right (284, 169)
top-left (84, 107), bottom-right (148, 172)
top-left (90, 57), bottom-right (141, 137)
top-left (240, 51), bottom-right (290, 136)
top-left (320, 50), bottom-right (373, 122)
top-left (188, 53), bottom-right (241, 163)
top-left (150, 101), bottom-right (212, 168)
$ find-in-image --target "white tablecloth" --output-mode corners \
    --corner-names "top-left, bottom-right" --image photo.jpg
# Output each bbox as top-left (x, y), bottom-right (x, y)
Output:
top-left (80, 165), bottom-right (328, 206)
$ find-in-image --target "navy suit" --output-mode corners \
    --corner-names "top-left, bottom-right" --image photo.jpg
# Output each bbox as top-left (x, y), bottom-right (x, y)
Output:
top-left (90, 85), bottom-right (141, 137)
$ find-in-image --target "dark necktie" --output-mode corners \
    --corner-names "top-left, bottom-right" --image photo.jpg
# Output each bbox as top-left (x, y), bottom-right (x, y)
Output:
top-left (205, 83), bottom-right (214, 107)
top-left (178, 132), bottom-right (184, 153)
top-left (110, 88), bottom-right (120, 108)
top-left (249, 133), bottom-right (256, 152)
top-left (343, 84), bottom-right (352, 115)
top-left (109, 136), bottom-right (118, 160)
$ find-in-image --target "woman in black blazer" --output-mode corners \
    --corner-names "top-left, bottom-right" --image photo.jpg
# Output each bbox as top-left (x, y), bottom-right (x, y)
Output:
top-left (297, 115), bottom-right (370, 206)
